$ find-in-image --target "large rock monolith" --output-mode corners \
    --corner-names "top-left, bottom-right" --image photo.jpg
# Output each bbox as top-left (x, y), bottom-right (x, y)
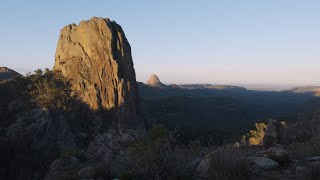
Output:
top-left (54, 17), bottom-right (139, 126)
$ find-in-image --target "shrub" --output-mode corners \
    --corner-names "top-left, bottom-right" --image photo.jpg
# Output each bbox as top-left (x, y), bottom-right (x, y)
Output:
top-left (26, 69), bottom-right (74, 110)
top-left (200, 147), bottom-right (251, 180)
top-left (242, 122), bottom-right (266, 146)
top-left (120, 124), bottom-right (197, 179)
top-left (286, 119), bottom-right (320, 160)
top-left (287, 132), bottom-right (320, 160)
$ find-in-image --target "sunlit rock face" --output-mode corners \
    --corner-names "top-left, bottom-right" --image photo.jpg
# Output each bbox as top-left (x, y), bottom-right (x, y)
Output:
top-left (54, 17), bottom-right (139, 126)
top-left (147, 74), bottom-right (167, 88)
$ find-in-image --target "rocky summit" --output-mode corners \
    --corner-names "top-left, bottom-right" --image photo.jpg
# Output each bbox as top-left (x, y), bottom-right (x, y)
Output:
top-left (54, 17), bottom-right (139, 125)
top-left (147, 74), bottom-right (167, 88)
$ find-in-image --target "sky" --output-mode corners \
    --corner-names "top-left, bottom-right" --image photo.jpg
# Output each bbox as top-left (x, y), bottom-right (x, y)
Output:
top-left (0, 0), bottom-right (320, 85)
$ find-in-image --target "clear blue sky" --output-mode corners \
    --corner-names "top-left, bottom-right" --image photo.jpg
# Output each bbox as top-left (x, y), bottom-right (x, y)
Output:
top-left (1, 0), bottom-right (320, 85)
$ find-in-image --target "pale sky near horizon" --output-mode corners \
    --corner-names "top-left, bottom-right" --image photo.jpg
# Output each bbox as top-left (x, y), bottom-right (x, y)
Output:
top-left (0, 1), bottom-right (319, 85)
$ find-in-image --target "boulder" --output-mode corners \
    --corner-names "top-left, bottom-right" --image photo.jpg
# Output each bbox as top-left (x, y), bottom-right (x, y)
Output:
top-left (78, 166), bottom-right (98, 179)
top-left (254, 157), bottom-right (280, 170)
top-left (263, 120), bottom-right (284, 149)
top-left (45, 159), bottom-right (71, 180)
top-left (87, 129), bottom-right (135, 163)
top-left (196, 151), bottom-right (216, 179)
top-left (258, 147), bottom-right (291, 164)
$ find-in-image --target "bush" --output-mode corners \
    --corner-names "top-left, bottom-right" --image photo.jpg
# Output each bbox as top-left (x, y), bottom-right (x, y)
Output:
top-left (26, 69), bottom-right (74, 110)
top-left (119, 124), bottom-right (198, 179)
top-left (199, 147), bottom-right (250, 180)
top-left (242, 122), bottom-right (266, 146)
top-left (287, 132), bottom-right (320, 160)
top-left (286, 119), bottom-right (320, 160)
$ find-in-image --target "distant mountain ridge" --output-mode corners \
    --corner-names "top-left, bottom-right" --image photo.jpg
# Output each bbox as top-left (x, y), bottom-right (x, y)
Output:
top-left (145, 74), bottom-right (247, 91)
top-left (0, 67), bottom-right (21, 81)
top-left (178, 84), bottom-right (247, 90)
top-left (289, 86), bottom-right (320, 94)
top-left (138, 75), bottom-right (319, 136)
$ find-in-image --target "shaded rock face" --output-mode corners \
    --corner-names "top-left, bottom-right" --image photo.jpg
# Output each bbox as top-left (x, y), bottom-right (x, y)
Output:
top-left (0, 67), bottom-right (21, 81)
top-left (146, 74), bottom-right (166, 88)
top-left (196, 152), bottom-right (216, 179)
top-left (263, 120), bottom-right (284, 149)
top-left (54, 17), bottom-right (139, 126)
top-left (257, 147), bottom-right (291, 165)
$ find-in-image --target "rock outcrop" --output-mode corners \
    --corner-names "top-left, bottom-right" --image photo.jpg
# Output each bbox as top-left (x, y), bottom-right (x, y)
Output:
top-left (253, 157), bottom-right (280, 170)
top-left (0, 67), bottom-right (21, 81)
top-left (54, 17), bottom-right (139, 126)
top-left (169, 84), bottom-right (180, 89)
top-left (257, 146), bottom-right (291, 164)
top-left (263, 120), bottom-right (284, 149)
top-left (0, 17), bottom-right (142, 180)
top-left (147, 74), bottom-right (167, 88)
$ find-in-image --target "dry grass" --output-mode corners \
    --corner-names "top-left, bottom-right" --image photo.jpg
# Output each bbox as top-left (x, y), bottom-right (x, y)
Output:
top-left (304, 164), bottom-right (320, 180)
top-left (286, 134), bottom-right (320, 160)
top-left (286, 119), bottom-right (320, 160)
top-left (203, 147), bottom-right (251, 180)
top-left (113, 125), bottom-right (199, 180)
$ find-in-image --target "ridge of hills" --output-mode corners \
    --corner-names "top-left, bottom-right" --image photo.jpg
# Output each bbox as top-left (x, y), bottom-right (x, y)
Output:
top-left (0, 67), bottom-right (21, 81)
top-left (289, 86), bottom-right (320, 96)
top-left (139, 75), bottom-right (320, 140)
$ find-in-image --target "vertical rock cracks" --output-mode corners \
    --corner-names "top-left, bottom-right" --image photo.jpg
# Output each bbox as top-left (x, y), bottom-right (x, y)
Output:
top-left (54, 17), bottom-right (139, 127)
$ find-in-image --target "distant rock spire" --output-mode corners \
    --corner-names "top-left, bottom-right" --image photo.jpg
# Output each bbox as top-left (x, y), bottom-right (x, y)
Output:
top-left (147, 74), bottom-right (167, 88)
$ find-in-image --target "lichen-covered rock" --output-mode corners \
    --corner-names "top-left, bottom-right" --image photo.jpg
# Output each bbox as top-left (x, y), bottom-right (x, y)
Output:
top-left (254, 157), bottom-right (279, 170)
top-left (54, 17), bottom-right (139, 127)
